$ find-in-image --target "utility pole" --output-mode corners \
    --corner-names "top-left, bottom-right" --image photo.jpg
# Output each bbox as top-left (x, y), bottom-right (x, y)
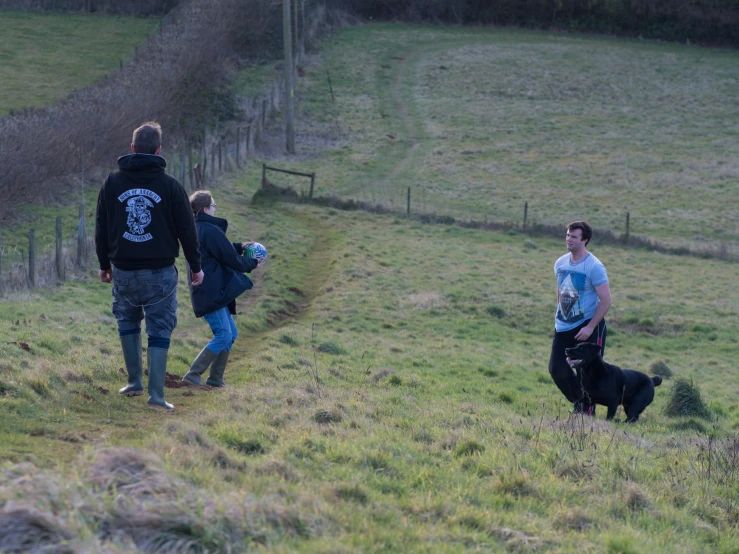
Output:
top-left (283, 0), bottom-right (295, 154)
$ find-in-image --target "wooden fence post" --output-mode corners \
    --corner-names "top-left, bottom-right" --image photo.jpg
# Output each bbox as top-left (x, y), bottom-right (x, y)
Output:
top-left (56, 216), bottom-right (65, 281)
top-left (246, 124), bottom-right (252, 153)
top-left (624, 212), bottom-right (630, 243)
top-left (309, 173), bottom-right (315, 199)
top-left (28, 229), bottom-right (35, 288)
top-left (407, 187), bottom-right (411, 216)
top-left (261, 164), bottom-right (267, 189)
top-left (77, 203), bottom-right (86, 266)
top-left (523, 202), bottom-right (528, 231)
top-left (327, 69), bottom-right (335, 104)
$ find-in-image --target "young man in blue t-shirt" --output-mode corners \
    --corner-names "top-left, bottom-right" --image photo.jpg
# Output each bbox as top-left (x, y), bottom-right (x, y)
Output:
top-left (549, 221), bottom-right (612, 415)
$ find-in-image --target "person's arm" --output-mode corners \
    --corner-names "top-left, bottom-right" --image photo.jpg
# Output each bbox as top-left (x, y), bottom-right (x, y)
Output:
top-left (211, 231), bottom-right (258, 273)
top-left (172, 183), bottom-right (202, 274)
top-left (574, 282), bottom-right (612, 341)
top-left (94, 184), bottom-right (112, 282)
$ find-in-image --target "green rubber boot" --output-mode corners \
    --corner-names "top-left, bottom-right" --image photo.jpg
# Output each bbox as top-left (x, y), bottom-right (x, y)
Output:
top-left (147, 347), bottom-right (174, 409)
top-left (182, 347), bottom-right (217, 385)
top-left (119, 334), bottom-right (144, 397)
top-left (206, 349), bottom-right (230, 387)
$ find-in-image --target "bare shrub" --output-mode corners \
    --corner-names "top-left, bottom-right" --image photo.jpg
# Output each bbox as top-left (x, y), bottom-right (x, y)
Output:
top-left (0, 0), bottom-right (285, 217)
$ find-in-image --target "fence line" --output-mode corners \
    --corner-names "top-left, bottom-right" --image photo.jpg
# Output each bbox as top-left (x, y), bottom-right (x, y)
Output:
top-left (254, 178), bottom-right (738, 263)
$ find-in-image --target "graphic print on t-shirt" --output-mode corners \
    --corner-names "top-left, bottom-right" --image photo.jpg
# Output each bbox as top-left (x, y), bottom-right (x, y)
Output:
top-left (118, 189), bottom-right (162, 243)
top-left (557, 269), bottom-right (586, 324)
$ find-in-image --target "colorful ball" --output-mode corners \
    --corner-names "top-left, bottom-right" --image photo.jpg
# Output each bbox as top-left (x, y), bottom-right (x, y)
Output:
top-left (245, 242), bottom-right (268, 261)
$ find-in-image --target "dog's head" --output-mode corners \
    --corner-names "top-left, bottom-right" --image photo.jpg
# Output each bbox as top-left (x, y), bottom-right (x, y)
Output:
top-left (564, 342), bottom-right (602, 368)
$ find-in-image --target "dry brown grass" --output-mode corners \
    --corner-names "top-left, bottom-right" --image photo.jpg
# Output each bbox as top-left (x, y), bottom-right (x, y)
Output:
top-left (0, 446), bottom-right (324, 552)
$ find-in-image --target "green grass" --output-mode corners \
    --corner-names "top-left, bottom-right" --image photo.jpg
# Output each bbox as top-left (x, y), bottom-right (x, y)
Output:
top-left (288, 24), bottom-right (739, 255)
top-left (1, 22), bottom-right (739, 553)
top-left (0, 10), bottom-right (158, 114)
top-left (1, 190), bottom-right (738, 551)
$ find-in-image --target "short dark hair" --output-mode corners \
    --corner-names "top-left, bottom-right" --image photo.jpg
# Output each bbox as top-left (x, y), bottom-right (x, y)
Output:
top-left (132, 121), bottom-right (162, 154)
top-left (189, 190), bottom-right (213, 216)
top-left (567, 221), bottom-right (593, 246)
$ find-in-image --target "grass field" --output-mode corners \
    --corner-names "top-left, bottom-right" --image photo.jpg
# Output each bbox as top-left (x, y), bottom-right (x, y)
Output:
top-left (0, 10), bottom-right (158, 115)
top-left (1, 22), bottom-right (738, 554)
top-left (1, 190), bottom-right (738, 552)
top-left (284, 25), bottom-right (739, 256)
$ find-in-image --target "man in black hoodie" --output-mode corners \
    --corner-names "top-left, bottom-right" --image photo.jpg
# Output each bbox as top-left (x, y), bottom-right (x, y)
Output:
top-left (95, 121), bottom-right (204, 410)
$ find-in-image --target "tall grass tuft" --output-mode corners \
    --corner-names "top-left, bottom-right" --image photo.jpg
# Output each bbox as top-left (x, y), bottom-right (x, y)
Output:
top-left (650, 360), bottom-right (674, 379)
top-left (664, 377), bottom-right (711, 419)
top-left (0, 506), bottom-right (74, 553)
top-left (317, 341), bottom-right (347, 355)
top-left (0, 447), bottom-right (321, 551)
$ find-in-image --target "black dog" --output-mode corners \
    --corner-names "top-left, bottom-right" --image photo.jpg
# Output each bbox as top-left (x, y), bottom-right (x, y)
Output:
top-left (564, 342), bottom-right (662, 422)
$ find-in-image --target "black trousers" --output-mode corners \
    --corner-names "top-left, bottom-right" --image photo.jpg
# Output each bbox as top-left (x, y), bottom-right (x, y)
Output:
top-left (548, 319), bottom-right (607, 405)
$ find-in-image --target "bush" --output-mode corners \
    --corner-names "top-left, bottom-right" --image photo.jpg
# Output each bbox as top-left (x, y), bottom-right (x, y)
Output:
top-left (0, 0), bottom-right (302, 218)
top-left (650, 360), bottom-right (674, 379)
top-left (664, 377), bottom-right (711, 419)
top-left (317, 341), bottom-right (347, 355)
top-left (486, 306), bottom-right (506, 319)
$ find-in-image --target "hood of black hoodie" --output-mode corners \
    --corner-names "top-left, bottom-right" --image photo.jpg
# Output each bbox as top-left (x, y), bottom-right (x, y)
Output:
top-left (116, 154), bottom-right (167, 183)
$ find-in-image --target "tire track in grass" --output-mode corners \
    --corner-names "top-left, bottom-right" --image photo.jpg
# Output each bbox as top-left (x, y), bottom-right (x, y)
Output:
top-left (377, 39), bottom-right (481, 205)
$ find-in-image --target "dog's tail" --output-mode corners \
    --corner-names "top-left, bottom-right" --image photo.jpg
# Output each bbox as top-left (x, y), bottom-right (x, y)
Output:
top-left (651, 376), bottom-right (663, 387)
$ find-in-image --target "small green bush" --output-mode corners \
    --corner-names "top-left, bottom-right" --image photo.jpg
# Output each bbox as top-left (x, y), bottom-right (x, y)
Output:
top-left (317, 341), bottom-right (347, 355)
top-left (486, 306), bottom-right (506, 319)
top-left (650, 360), bottom-right (674, 378)
top-left (664, 377), bottom-right (711, 419)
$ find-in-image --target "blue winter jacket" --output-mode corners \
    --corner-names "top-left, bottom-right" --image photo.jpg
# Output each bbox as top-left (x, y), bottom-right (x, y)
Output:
top-left (188, 213), bottom-right (258, 318)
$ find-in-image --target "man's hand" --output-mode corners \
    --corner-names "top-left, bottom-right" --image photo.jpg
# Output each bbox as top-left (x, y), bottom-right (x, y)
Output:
top-left (99, 269), bottom-right (112, 283)
top-left (241, 241), bottom-right (255, 250)
top-left (574, 325), bottom-right (594, 341)
top-left (191, 270), bottom-right (205, 286)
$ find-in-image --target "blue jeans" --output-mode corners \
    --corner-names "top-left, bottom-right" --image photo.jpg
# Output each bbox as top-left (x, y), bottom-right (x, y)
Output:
top-left (112, 266), bottom-right (178, 345)
top-left (203, 306), bottom-right (238, 353)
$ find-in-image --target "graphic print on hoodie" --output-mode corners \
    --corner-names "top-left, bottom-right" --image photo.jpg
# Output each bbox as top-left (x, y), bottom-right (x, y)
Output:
top-left (119, 188), bottom-right (162, 243)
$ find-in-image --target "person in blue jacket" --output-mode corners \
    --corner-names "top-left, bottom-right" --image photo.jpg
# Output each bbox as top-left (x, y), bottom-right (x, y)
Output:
top-left (183, 190), bottom-right (263, 387)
